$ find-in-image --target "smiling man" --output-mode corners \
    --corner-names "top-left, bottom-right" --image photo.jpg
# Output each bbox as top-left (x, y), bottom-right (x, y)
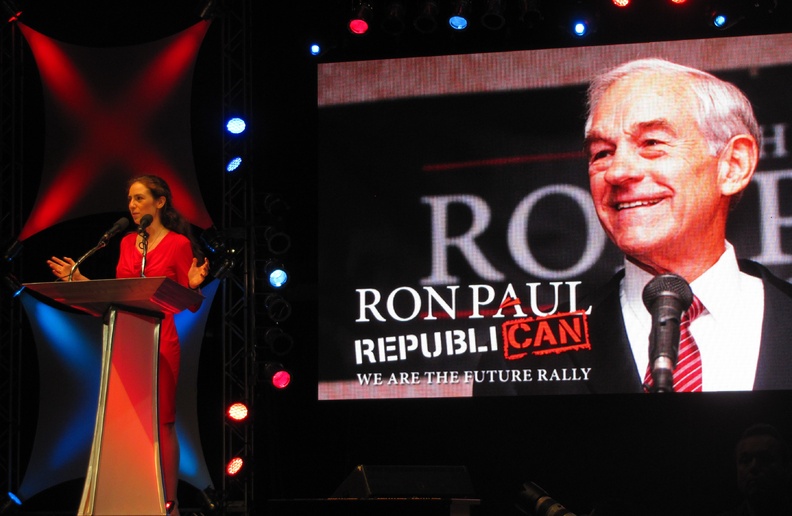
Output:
top-left (578, 58), bottom-right (792, 393)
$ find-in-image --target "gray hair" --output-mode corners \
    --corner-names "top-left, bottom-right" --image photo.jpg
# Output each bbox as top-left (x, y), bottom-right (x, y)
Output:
top-left (585, 58), bottom-right (761, 157)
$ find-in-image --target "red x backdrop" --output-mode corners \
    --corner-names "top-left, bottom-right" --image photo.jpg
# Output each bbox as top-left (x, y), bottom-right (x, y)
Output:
top-left (17, 21), bottom-right (213, 242)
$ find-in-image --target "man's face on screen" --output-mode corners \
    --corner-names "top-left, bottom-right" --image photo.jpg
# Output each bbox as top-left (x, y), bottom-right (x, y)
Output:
top-left (585, 72), bottom-right (725, 274)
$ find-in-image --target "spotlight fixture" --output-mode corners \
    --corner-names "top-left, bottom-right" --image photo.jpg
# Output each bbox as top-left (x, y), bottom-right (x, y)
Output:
top-left (448, 0), bottom-right (472, 30)
top-left (481, 0), bottom-right (506, 30)
top-left (226, 156), bottom-right (243, 173)
top-left (706, 0), bottom-right (776, 29)
top-left (263, 326), bottom-right (295, 355)
top-left (2, 240), bottom-right (22, 262)
top-left (0, 492), bottom-right (21, 515)
top-left (260, 294), bottom-right (293, 324)
top-left (382, 1), bottom-right (406, 35)
top-left (262, 362), bottom-right (292, 389)
top-left (414, 0), bottom-right (439, 33)
top-left (516, 0), bottom-right (544, 31)
top-left (348, 0), bottom-right (373, 35)
top-left (225, 117), bottom-right (246, 135)
top-left (565, 1), bottom-right (598, 37)
top-left (262, 260), bottom-right (289, 289)
top-left (198, 0), bottom-right (217, 20)
top-left (1, 0), bottom-right (21, 23)
top-left (226, 402), bottom-right (250, 423)
top-left (612, 0), bottom-right (630, 6)
top-left (225, 456), bottom-right (246, 477)
top-left (256, 226), bottom-right (291, 255)
top-left (1, 273), bottom-right (23, 298)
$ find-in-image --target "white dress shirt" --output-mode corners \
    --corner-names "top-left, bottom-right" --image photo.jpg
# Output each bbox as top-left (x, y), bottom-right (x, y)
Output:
top-left (620, 242), bottom-right (764, 391)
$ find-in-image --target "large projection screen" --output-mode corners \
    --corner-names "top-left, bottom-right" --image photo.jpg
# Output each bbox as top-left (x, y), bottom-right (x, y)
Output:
top-left (317, 33), bottom-right (792, 400)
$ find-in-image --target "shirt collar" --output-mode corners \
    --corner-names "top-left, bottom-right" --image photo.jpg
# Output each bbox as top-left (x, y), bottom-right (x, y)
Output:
top-left (621, 242), bottom-right (741, 323)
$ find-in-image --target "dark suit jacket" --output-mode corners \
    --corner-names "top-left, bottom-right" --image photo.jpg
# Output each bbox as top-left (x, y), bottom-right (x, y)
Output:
top-left (474, 260), bottom-right (792, 396)
top-left (570, 259), bottom-right (792, 393)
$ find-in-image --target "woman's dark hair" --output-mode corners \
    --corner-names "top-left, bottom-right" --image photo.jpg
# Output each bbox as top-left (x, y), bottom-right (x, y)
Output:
top-left (127, 175), bottom-right (204, 259)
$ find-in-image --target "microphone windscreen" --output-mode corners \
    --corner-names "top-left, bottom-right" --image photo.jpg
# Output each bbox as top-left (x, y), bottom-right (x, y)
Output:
top-left (642, 273), bottom-right (693, 311)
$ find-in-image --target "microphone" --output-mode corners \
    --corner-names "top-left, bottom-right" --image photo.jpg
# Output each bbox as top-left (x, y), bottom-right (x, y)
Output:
top-left (137, 214), bottom-right (153, 234)
top-left (100, 217), bottom-right (129, 244)
top-left (516, 482), bottom-right (576, 516)
top-left (642, 273), bottom-right (694, 393)
top-left (68, 217), bottom-right (130, 281)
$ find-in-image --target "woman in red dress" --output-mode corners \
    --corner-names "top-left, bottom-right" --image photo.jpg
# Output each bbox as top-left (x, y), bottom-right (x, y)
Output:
top-left (48, 175), bottom-right (209, 515)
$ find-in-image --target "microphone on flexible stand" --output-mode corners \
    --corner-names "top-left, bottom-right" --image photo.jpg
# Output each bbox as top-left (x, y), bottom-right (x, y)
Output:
top-left (68, 217), bottom-right (129, 281)
top-left (137, 214), bottom-right (153, 277)
top-left (642, 273), bottom-right (693, 393)
top-left (516, 482), bottom-right (577, 516)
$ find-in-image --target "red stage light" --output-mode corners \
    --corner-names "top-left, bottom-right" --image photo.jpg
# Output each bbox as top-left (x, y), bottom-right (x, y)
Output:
top-left (226, 457), bottom-right (245, 476)
top-left (348, 18), bottom-right (369, 35)
top-left (227, 402), bottom-right (249, 422)
top-left (272, 370), bottom-right (291, 389)
top-left (612, 0), bottom-right (629, 7)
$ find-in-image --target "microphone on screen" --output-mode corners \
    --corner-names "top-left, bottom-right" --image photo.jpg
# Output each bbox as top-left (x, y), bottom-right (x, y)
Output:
top-left (642, 273), bottom-right (694, 393)
top-left (516, 482), bottom-right (577, 516)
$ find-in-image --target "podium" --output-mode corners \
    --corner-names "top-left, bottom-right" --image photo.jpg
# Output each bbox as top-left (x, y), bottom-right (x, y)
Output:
top-left (23, 278), bottom-right (203, 516)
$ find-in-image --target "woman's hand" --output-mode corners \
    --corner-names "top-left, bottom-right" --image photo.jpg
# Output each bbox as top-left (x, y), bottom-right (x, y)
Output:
top-left (47, 256), bottom-right (88, 281)
top-left (188, 257), bottom-right (210, 290)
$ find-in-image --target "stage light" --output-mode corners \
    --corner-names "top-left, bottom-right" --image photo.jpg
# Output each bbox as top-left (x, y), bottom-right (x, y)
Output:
top-left (226, 156), bottom-right (242, 173)
top-left (263, 326), bottom-right (295, 355)
top-left (481, 0), bottom-right (506, 30)
top-left (348, 0), bottom-right (373, 35)
top-left (256, 226), bottom-right (291, 255)
top-left (2, 239), bottom-right (22, 262)
top-left (226, 117), bottom-right (246, 134)
top-left (310, 43), bottom-right (321, 56)
top-left (226, 402), bottom-right (250, 423)
top-left (705, 0), bottom-right (776, 29)
top-left (262, 362), bottom-right (291, 389)
top-left (516, 0), bottom-right (544, 30)
top-left (1, 273), bottom-right (23, 298)
top-left (382, 1), bottom-right (406, 35)
top-left (262, 260), bottom-right (289, 289)
top-left (448, 0), bottom-right (471, 31)
top-left (612, 0), bottom-right (630, 7)
top-left (414, 0), bottom-right (439, 33)
top-left (670, 0), bottom-right (687, 3)
top-left (565, 2), bottom-right (598, 37)
top-left (1, 0), bottom-right (21, 23)
top-left (0, 492), bottom-right (21, 515)
top-left (260, 294), bottom-right (293, 323)
top-left (225, 456), bottom-right (245, 477)
top-left (198, 0), bottom-right (217, 20)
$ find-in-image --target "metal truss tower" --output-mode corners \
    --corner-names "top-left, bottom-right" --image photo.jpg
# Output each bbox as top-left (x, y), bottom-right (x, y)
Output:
top-left (0, 19), bottom-right (24, 503)
top-left (220, 0), bottom-right (255, 512)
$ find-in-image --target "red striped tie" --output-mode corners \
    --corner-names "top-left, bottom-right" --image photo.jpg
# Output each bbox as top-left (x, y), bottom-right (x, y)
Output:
top-left (644, 296), bottom-right (706, 392)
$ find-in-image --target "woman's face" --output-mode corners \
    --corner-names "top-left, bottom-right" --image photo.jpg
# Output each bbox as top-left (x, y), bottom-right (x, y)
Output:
top-left (127, 181), bottom-right (165, 225)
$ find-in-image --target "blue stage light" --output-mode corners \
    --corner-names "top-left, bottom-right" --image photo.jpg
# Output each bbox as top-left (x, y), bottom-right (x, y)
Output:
top-left (226, 156), bottom-right (242, 173)
top-left (310, 43), bottom-right (321, 56)
top-left (572, 20), bottom-right (588, 36)
top-left (268, 267), bottom-right (288, 289)
top-left (226, 117), bottom-right (246, 135)
top-left (448, 15), bottom-right (468, 30)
